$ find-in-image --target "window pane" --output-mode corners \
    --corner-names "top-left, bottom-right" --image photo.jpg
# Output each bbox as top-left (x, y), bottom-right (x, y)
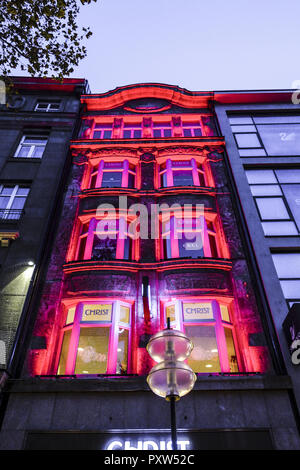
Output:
top-left (262, 221), bottom-right (298, 236)
top-left (280, 280), bottom-right (300, 299)
top-left (231, 125), bottom-right (256, 132)
top-left (32, 146), bottom-right (45, 158)
top-left (103, 130), bottom-right (112, 139)
top-left (101, 171), bottom-right (122, 187)
top-left (229, 117), bottom-right (253, 124)
top-left (257, 124), bottom-right (300, 156)
top-left (272, 253), bottom-right (300, 278)
top-left (224, 328), bottom-right (239, 372)
top-left (275, 169), bottom-right (300, 183)
top-left (16, 146), bottom-right (31, 158)
top-left (235, 133), bottom-right (261, 148)
top-left (75, 327), bottom-right (110, 374)
top-left (239, 149), bottom-right (267, 157)
top-left (128, 172), bottom-right (135, 189)
top-left (183, 129), bottom-right (192, 137)
top-left (57, 330), bottom-right (71, 375)
top-left (1, 187), bottom-right (14, 196)
top-left (116, 329), bottom-right (128, 374)
top-left (0, 197), bottom-right (10, 209)
top-left (178, 233), bottom-right (204, 258)
top-left (254, 115), bottom-right (300, 124)
top-left (185, 325), bottom-right (221, 372)
top-left (256, 197), bottom-right (289, 220)
top-left (66, 307), bottom-right (76, 325)
top-left (16, 188), bottom-right (30, 196)
top-left (11, 197), bottom-right (26, 210)
top-left (92, 237), bottom-right (117, 260)
top-left (250, 185), bottom-right (282, 196)
top-left (246, 170), bottom-right (276, 184)
top-left (281, 184), bottom-right (300, 230)
top-left (173, 170), bottom-right (194, 186)
top-left (220, 305), bottom-right (230, 322)
top-left (120, 305), bottom-right (130, 324)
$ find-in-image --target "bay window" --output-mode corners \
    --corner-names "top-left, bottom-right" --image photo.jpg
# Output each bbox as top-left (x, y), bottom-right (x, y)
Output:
top-left (56, 300), bottom-right (132, 375)
top-left (76, 217), bottom-right (137, 261)
top-left (160, 212), bottom-right (220, 259)
top-left (88, 160), bottom-right (136, 189)
top-left (163, 299), bottom-right (239, 373)
top-left (159, 159), bottom-right (206, 187)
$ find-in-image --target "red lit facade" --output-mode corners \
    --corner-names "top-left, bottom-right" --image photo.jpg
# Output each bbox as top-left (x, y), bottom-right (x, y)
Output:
top-left (27, 85), bottom-right (272, 379)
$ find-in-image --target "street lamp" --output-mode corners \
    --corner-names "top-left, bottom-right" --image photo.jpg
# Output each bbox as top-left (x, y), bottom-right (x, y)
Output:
top-left (146, 319), bottom-right (196, 450)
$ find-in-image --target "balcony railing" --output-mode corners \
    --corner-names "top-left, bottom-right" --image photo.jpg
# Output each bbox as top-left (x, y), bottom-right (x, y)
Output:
top-left (0, 209), bottom-right (24, 220)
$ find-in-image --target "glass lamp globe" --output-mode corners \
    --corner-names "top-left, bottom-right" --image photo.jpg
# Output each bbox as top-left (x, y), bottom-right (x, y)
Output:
top-left (146, 328), bottom-right (194, 363)
top-left (147, 360), bottom-right (197, 401)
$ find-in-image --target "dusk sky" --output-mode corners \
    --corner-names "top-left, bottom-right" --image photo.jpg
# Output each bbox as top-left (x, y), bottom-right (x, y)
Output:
top-left (72, 0), bottom-right (300, 94)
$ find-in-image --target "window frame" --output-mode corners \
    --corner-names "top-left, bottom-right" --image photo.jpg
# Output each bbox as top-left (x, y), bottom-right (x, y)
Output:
top-left (159, 158), bottom-right (207, 188)
top-left (0, 184), bottom-right (30, 219)
top-left (162, 298), bottom-right (240, 373)
top-left (75, 216), bottom-right (139, 262)
top-left (34, 100), bottom-right (61, 112)
top-left (55, 299), bottom-right (133, 376)
top-left (246, 168), bottom-right (300, 236)
top-left (87, 160), bottom-right (136, 190)
top-left (13, 134), bottom-right (48, 159)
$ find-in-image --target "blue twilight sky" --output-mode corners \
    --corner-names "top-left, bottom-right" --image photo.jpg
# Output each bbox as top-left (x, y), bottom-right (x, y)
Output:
top-left (47, 0), bottom-right (300, 93)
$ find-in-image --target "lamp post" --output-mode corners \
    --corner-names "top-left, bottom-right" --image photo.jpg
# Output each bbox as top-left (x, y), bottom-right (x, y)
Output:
top-left (146, 319), bottom-right (196, 450)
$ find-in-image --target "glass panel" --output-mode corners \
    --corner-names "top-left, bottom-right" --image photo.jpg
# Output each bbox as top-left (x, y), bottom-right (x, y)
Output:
top-left (231, 125), bottom-right (256, 132)
top-left (178, 232), bottom-right (204, 258)
top-left (1, 187), bottom-right (14, 196)
top-left (128, 172), bottom-right (135, 189)
top-left (0, 197), bottom-right (10, 209)
top-left (272, 253), bottom-right (300, 278)
top-left (123, 130), bottom-right (131, 138)
top-left (257, 124), bottom-right (300, 156)
top-left (103, 130), bottom-right (112, 139)
top-left (235, 133), bottom-right (261, 148)
top-left (163, 129), bottom-right (172, 137)
top-left (153, 129), bottom-right (162, 138)
top-left (25, 137), bottom-right (48, 144)
top-left (224, 328), bottom-right (239, 372)
top-left (32, 146), bottom-right (45, 158)
top-left (254, 115), bottom-right (300, 124)
top-left (275, 169), bottom-right (300, 183)
top-left (262, 221), bottom-right (298, 236)
top-left (220, 305), bottom-right (230, 322)
top-left (93, 131), bottom-right (102, 138)
top-left (92, 237), bottom-right (117, 260)
top-left (11, 197), bottom-right (26, 210)
top-left (66, 307), bottom-right (76, 325)
top-left (246, 170), bottom-right (277, 184)
top-left (16, 188), bottom-right (30, 196)
top-left (101, 171), bottom-right (123, 188)
top-left (250, 185), bottom-right (281, 196)
top-left (281, 184), bottom-right (300, 230)
top-left (166, 304), bottom-right (176, 323)
top-left (185, 325), bottom-right (221, 372)
top-left (120, 305), bottom-right (130, 324)
top-left (116, 328), bottom-right (128, 374)
top-left (75, 327), bottom-right (110, 374)
top-left (57, 330), bottom-right (71, 375)
top-left (280, 280), bottom-right (300, 299)
top-left (16, 146), bottom-right (31, 158)
top-left (133, 130), bottom-right (142, 138)
top-left (173, 170), bottom-right (194, 186)
top-left (256, 197), bottom-right (289, 220)
top-left (183, 129), bottom-right (192, 137)
top-left (239, 149), bottom-right (267, 157)
top-left (229, 116), bottom-right (253, 124)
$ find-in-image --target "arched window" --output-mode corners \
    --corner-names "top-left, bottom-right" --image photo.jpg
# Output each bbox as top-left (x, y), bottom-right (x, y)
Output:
top-left (56, 300), bottom-right (132, 375)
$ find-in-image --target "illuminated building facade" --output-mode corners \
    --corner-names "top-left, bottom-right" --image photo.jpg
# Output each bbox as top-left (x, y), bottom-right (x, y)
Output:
top-left (0, 84), bottom-right (299, 450)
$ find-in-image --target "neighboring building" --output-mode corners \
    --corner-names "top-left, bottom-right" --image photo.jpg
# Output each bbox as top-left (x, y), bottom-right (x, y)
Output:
top-left (0, 84), bottom-right (299, 450)
top-left (0, 76), bottom-right (89, 387)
